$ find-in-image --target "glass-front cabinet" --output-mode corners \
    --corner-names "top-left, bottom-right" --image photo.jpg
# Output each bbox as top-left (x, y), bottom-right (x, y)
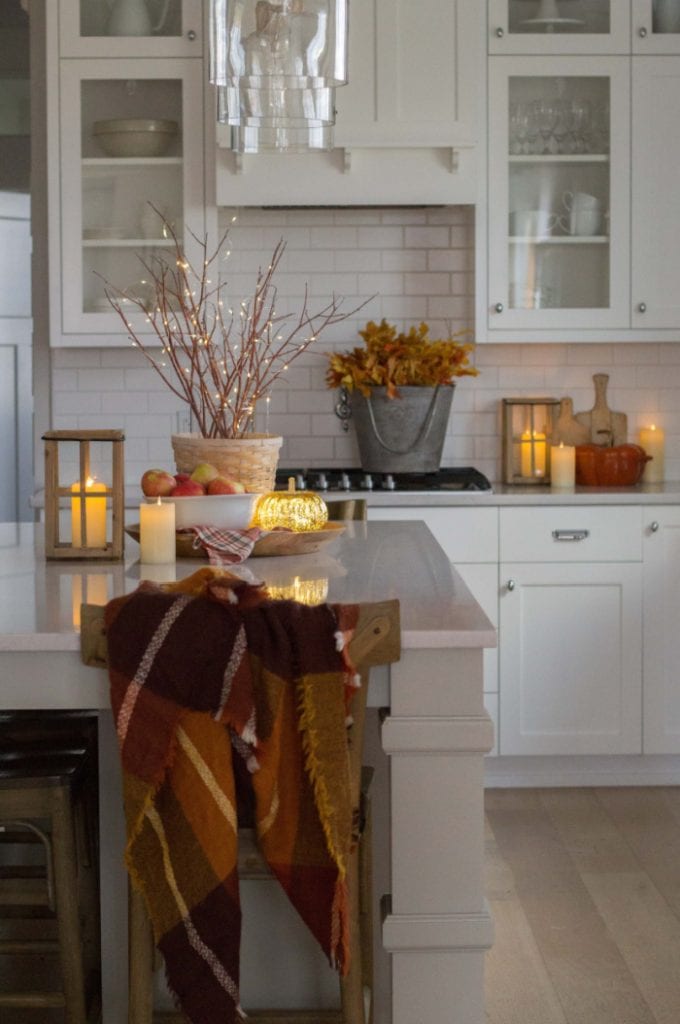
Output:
top-left (488, 56), bottom-right (630, 331)
top-left (59, 0), bottom-right (203, 57)
top-left (633, 0), bottom-right (680, 52)
top-left (57, 58), bottom-right (205, 341)
top-left (488, 0), bottom-right (630, 53)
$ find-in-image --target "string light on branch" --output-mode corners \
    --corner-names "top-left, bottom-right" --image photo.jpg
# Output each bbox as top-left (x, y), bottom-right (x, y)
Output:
top-left (100, 207), bottom-right (368, 440)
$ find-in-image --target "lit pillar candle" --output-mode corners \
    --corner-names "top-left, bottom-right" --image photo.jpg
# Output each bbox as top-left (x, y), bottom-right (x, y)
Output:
top-left (140, 497), bottom-right (176, 564)
top-left (550, 442), bottom-right (576, 488)
top-left (71, 477), bottom-right (107, 548)
top-left (521, 430), bottom-right (547, 478)
top-left (640, 424), bottom-right (665, 483)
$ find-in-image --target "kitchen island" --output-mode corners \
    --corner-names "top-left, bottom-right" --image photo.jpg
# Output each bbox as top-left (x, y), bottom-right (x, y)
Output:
top-left (0, 519), bottom-right (496, 1024)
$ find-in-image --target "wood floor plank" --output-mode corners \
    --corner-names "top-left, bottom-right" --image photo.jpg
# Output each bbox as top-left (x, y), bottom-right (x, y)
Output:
top-left (595, 787), bottom-right (680, 917)
top-left (485, 815), bottom-right (568, 1024)
top-left (580, 870), bottom-right (680, 1024)
top-left (539, 788), bottom-right (641, 874)
top-left (485, 789), bottom-right (657, 1024)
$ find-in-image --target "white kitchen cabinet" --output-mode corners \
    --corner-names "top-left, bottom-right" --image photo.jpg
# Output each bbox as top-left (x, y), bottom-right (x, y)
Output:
top-left (488, 0), bottom-right (630, 55)
top-left (643, 507), bottom-right (680, 753)
top-left (499, 506), bottom-right (643, 756)
top-left (633, 0), bottom-right (680, 53)
top-left (368, 506), bottom-right (499, 754)
top-left (52, 57), bottom-right (205, 346)
top-left (631, 57), bottom-right (680, 328)
top-left (499, 560), bottom-right (642, 755)
top-left (215, 0), bottom-right (483, 206)
top-left (59, 0), bottom-right (203, 57)
top-left (487, 55), bottom-right (630, 332)
top-left (481, 0), bottom-right (680, 342)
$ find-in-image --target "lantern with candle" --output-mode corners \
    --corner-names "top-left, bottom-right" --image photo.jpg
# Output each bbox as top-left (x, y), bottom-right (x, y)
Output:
top-left (501, 398), bottom-right (560, 485)
top-left (42, 429), bottom-right (125, 560)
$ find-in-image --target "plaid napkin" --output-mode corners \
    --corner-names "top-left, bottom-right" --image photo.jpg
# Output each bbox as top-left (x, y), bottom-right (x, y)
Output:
top-left (180, 525), bottom-right (264, 565)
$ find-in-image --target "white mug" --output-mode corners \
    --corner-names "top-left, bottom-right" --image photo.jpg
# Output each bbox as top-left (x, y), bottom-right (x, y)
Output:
top-left (510, 209), bottom-right (566, 237)
top-left (569, 207), bottom-right (602, 236)
top-left (563, 190), bottom-right (600, 213)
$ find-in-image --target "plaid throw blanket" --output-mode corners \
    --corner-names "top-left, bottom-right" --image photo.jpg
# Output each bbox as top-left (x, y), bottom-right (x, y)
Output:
top-left (105, 568), bottom-right (360, 1024)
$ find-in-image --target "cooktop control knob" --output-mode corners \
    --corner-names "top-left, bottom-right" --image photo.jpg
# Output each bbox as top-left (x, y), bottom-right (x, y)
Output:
top-left (384, 474), bottom-right (395, 490)
top-left (316, 472), bottom-right (328, 491)
top-left (295, 473), bottom-right (306, 491)
top-left (361, 473), bottom-right (374, 490)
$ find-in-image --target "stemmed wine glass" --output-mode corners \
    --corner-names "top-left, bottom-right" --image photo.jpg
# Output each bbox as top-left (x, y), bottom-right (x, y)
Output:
top-left (535, 99), bottom-right (558, 154)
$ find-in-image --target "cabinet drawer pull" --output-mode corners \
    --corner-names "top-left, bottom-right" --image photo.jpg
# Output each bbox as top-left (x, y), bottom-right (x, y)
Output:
top-left (506, 579), bottom-right (515, 591)
top-left (495, 27), bottom-right (504, 38)
top-left (638, 26), bottom-right (648, 37)
top-left (552, 529), bottom-right (590, 542)
top-left (187, 29), bottom-right (197, 41)
top-left (651, 520), bottom-right (660, 533)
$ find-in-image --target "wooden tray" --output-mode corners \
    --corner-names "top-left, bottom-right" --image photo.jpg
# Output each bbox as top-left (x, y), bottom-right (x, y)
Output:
top-left (125, 522), bottom-right (345, 559)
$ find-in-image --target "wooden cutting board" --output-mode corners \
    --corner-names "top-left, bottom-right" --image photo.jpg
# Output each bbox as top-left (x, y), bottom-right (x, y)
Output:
top-left (551, 397), bottom-right (591, 446)
top-left (574, 373), bottom-right (627, 446)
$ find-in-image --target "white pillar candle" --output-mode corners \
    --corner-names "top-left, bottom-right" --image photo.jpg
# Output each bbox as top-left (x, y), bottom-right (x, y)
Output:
top-left (640, 424), bottom-right (665, 483)
top-left (550, 442), bottom-right (576, 488)
top-left (71, 477), bottom-right (108, 548)
top-left (140, 498), bottom-right (176, 564)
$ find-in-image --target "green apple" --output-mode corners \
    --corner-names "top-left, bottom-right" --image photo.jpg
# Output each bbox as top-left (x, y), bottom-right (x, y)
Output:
top-left (190, 462), bottom-right (219, 486)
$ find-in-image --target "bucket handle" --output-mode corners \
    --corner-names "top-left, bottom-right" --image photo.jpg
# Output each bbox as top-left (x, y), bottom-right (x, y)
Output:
top-left (364, 386), bottom-right (443, 455)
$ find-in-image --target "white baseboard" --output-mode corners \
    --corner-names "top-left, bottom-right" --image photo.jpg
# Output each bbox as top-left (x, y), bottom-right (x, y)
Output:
top-left (485, 754), bottom-right (680, 788)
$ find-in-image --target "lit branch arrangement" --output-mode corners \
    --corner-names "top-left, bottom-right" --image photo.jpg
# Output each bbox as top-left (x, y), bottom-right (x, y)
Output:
top-left (103, 215), bottom-right (367, 439)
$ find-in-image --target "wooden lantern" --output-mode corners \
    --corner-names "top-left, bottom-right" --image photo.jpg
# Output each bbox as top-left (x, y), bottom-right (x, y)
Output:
top-left (253, 478), bottom-right (328, 533)
top-left (43, 429), bottom-right (125, 560)
top-left (502, 398), bottom-right (560, 485)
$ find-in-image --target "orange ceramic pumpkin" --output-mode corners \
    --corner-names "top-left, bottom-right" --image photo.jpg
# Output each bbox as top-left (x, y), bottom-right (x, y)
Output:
top-left (574, 444), bottom-right (651, 487)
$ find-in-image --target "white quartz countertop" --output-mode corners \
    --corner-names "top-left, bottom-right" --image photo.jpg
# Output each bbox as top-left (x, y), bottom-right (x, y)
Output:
top-left (346, 481), bottom-right (680, 507)
top-left (0, 520), bottom-right (496, 655)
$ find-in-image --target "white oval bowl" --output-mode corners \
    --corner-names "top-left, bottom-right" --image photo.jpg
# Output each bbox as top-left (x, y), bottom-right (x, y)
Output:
top-left (93, 119), bottom-right (178, 158)
top-left (152, 493), bottom-right (260, 530)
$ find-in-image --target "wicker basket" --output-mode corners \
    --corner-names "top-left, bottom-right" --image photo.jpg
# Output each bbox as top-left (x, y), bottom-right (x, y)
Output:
top-left (171, 433), bottom-right (283, 493)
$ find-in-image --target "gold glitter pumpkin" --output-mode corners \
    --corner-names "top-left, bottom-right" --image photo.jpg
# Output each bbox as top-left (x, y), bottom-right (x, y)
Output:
top-left (253, 478), bottom-right (329, 533)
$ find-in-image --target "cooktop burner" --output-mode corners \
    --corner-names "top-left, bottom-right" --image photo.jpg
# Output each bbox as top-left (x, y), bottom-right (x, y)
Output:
top-left (275, 467), bottom-right (493, 493)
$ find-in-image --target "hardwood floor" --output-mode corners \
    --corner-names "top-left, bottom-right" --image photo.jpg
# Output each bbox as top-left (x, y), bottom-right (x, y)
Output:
top-left (485, 788), bottom-right (680, 1024)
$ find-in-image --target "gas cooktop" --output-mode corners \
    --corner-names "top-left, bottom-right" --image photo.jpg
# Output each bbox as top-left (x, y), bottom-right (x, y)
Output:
top-left (275, 467), bottom-right (493, 493)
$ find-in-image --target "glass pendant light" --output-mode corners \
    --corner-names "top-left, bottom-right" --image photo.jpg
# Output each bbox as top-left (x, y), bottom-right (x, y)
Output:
top-left (209, 0), bottom-right (348, 152)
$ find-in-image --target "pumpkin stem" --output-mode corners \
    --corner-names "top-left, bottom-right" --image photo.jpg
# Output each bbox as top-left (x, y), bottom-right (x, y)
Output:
top-left (287, 476), bottom-right (296, 493)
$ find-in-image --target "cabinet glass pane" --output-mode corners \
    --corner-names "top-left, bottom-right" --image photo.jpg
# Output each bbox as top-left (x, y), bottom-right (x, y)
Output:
top-left (652, 1), bottom-right (680, 33)
top-left (80, 78), bottom-right (183, 314)
top-left (80, 0), bottom-right (183, 38)
top-left (508, 0), bottom-right (610, 35)
top-left (508, 76), bottom-right (610, 310)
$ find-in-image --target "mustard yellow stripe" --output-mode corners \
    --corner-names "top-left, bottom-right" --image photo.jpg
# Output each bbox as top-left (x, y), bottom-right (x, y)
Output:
top-left (258, 785), bottom-right (280, 838)
top-left (176, 725), bottom-right (238, 835)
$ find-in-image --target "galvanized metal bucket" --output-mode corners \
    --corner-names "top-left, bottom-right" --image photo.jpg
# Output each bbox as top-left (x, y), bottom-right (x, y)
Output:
top-left (351, 385), bottom-right (454, 473)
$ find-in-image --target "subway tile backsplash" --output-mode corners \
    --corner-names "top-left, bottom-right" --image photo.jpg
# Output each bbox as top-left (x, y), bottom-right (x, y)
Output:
top-left (52, 206), bottom-right (680, 486)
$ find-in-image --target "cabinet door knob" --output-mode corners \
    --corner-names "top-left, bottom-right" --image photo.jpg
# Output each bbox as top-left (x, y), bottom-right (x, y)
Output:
top-left (495, 27), bottom-right (505, 38)
top-left (638, 302), bottom-right (647, 313)
top-left (638, 26), bottom-right (648, 37)
top-left (651, 521), bottom-right (660, 533)
top-left (187, 29), bottom-right (197, 41)
top-left (494, 302), bottom-right (504, 313)
top-left (506, 579), bottom-right (515, 592)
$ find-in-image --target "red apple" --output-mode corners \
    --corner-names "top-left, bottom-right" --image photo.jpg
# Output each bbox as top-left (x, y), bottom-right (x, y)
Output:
top-left (207, 476), bottom-right (247, 495)
top-left (190, 462), bottom-right (219, 487)
top-left (171, 479), bottom-right (206, 496)
top-left (141, 468), bottom-right (176, 497)
top-left (174, 472), bottom-right (191, 485)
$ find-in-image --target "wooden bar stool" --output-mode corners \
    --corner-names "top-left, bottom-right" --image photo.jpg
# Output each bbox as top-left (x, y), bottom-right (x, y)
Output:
top-left (0, 719), bottom-right (98, 1022)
